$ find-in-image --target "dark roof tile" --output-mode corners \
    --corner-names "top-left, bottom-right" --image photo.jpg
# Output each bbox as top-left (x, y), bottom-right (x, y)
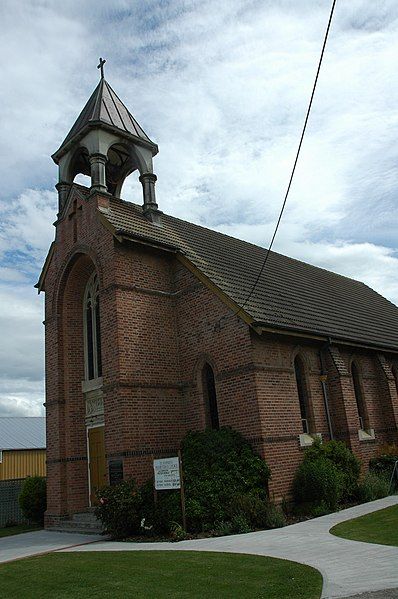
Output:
top-left (102, 196), bottom-right (398, 351)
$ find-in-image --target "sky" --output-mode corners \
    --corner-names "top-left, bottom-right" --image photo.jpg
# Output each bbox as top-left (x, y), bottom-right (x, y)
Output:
top-left (0, 0), bottom-right (397, 417)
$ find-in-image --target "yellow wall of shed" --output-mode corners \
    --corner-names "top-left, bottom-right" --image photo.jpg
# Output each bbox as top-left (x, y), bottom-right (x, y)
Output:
top-left (0, 450), bottom-right (46, 481)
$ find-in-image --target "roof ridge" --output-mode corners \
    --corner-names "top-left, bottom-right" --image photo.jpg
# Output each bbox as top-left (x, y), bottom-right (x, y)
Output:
top-left (91, 78), bottom-right (105, 121)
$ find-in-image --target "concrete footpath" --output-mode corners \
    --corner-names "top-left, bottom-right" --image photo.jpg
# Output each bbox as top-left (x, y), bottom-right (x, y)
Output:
top-left (0, 530), bottom-right (103, 564)
top-left (62, 495), bottom-right (398, 599)
top-left (0, 497), bottom-right (397, 598)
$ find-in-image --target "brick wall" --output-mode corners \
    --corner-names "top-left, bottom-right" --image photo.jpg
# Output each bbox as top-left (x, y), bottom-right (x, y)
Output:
top-left (42, 186), bottom-right (398, 523)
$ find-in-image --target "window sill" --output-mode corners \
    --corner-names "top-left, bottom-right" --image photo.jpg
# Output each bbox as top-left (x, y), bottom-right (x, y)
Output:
top-left (358, 428), bottom-right (375, 442)
top-left (82, 377), bottom-right (103, 393)
top-left (299, 432), bottom-right (322, 448)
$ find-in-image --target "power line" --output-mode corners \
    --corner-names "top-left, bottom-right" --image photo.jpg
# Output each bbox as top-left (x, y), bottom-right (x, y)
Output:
top-left (237, 0), bottom-right (337, 315)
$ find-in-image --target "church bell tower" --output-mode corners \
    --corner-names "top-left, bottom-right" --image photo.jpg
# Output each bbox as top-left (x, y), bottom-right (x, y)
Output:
top-left (52, 58), bottom-right (159, 221)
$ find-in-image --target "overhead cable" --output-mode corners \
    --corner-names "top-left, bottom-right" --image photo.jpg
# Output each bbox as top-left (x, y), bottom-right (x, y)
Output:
top-left (238, 0), bottom-right (338, 315)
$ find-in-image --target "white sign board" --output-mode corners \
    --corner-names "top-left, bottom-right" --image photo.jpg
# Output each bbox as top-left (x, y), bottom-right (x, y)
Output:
top-left (153, 456), bottom-right (181, 490)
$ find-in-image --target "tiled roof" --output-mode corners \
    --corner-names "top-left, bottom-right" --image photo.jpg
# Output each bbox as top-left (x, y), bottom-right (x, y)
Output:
top-left (101, 196), bottom-right (398, 351)
top-left (0, 418), bottom-right (46, 451)
top-left (53, 78), bottom-right (156, 159)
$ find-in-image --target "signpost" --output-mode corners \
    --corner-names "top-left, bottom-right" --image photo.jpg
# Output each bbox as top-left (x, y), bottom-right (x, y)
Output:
top-left (153, 451), bottom-right (186, 531)
top-left (153, 456), bottom-right (181, 490)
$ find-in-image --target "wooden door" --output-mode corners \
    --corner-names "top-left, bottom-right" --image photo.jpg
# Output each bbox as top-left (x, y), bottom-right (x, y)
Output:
top-left (88, 427), bottom-right (107, 505)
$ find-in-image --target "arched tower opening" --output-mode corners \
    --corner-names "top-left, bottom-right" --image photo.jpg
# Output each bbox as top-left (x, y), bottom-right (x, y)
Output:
top-left (51, 64), bottom-right (160, 221)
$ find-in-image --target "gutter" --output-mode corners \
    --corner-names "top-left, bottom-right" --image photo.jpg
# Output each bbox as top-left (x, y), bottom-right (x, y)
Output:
top-left (252, 321), bottom-right (398, 355)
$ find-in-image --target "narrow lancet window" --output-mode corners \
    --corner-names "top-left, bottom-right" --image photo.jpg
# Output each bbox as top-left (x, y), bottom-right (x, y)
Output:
top-left (351, 362), bottom-right (367, 430)
top-left (294, 356), bottom-right (311, 434)
top-left (83, 272), bottom-right (102, 380)
top-left (202, 363), bottom-right (219, 430)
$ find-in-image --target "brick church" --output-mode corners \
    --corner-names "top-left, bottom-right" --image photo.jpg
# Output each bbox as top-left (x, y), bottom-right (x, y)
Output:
top-left (37, 69), bottom-right (398, 529)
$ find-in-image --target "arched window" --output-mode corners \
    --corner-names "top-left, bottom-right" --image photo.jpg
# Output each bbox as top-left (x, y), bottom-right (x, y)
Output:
top-left (202, 363), bottom-right (219, 430)
top-left (351, 362), bottom-right (367, 430)
top-left (83, 272), bottom-right (102, 381)
top-left (294, 356), bottom-right (311, 434)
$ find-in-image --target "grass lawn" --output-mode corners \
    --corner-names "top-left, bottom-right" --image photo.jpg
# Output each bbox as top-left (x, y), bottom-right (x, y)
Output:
top-left (0, 551), bottom-right (322, 599)
top-left (330, 503), bottom-right (398, 547)
top-left (0, 524), bottom-right (41, 538)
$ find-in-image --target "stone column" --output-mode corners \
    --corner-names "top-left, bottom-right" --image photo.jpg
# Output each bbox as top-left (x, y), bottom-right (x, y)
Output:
top-left (139, 172), bottom-right (158, 214)
top-left (89, 153), bottom-right (108, 194)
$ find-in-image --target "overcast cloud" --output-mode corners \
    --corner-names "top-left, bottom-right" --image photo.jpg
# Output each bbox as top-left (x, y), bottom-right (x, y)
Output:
top-left (0, 0), bottom-right (397, 416)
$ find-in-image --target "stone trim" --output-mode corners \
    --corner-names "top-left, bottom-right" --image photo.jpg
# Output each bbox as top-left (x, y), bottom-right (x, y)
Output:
top-left (358, 428), bottom-right (376, 442)
top-left (102, 381), bottom-right (188, 392)
top-left (82, 377), bottom-right (103, 393)
top-left (299, 432), bottom-right (322, 448)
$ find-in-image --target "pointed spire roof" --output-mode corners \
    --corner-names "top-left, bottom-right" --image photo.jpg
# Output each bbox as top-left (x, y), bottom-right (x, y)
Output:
top-left (52, 78), bottom-right (157, 162)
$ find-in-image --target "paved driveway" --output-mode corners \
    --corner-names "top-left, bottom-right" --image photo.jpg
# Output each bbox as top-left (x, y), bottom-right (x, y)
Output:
top-left (62, 495), bottom-right (398, 599)
top-left (0, 530), bottom-right (103, 564)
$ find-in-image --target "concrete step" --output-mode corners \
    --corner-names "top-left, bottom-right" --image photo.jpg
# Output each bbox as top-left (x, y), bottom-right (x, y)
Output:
top-left (71, 512), bottom-right (101, 524)
top-left (48, 510), bottom-right (104, 534)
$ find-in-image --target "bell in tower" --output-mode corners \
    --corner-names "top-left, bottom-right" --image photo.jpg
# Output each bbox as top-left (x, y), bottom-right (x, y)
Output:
top-left (52, 58), bottom-right (159, 221)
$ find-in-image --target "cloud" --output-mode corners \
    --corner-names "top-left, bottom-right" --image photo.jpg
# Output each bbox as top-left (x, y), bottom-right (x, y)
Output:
top-left (0, 0), bottom-right (398, 416)
top-left (0, 282), bottom-right (45, 417)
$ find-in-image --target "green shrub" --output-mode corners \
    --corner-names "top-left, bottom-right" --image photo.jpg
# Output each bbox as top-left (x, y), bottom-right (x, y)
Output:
top-left (19, 476), bottom-right (46, 525)
top-left (356, 471), bottom-right (390, 503)
top-left (139, 481), bottom-right (181, 535)
top-left (141, 428), bottom-right (273, 535)
top-left (230, 513), bottom-right (251, 534)
top-left (180, 427), bottom-right (271, 532)
top-left (262, 502), bottom-right (286, 529)
top-left (304, 439), bottom-right (360, 501)
top-left (293, 456), bottom-right (343, 511)
top-left (228, 492), bottom-right (285, 530)
top-left (95, 479), bottom-right (143, 538)
top-left (310, 501), bottom-right (331, 518)
top-left (169, 522), bottom-right (187, 541)
top-left (95, 428), bottom-right (274, 538)
top-left (369, 454), bottom-right (398, 484)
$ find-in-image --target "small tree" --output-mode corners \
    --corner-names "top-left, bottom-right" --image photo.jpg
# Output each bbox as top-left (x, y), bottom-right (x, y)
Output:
top-left (179, 427), bottom-right (272, 532)
top-left (95, 480), bottom-right (143, 538)
top-left (293, 457), bottom-right (343, 511)
top-left (303, 439), bottom-right (360, 501)
top-left (19, 476), bottom-right (47, 525)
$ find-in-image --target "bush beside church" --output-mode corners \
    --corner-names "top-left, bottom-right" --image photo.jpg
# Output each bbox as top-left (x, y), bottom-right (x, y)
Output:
top-left (94, 429), bottom-right (395, 539)
top-left (95, 427), bottom-right (284, 538)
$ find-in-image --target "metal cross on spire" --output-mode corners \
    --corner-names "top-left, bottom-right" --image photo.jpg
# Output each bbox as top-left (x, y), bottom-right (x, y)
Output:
top-left (97, 57), bottom-right (106, 79)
